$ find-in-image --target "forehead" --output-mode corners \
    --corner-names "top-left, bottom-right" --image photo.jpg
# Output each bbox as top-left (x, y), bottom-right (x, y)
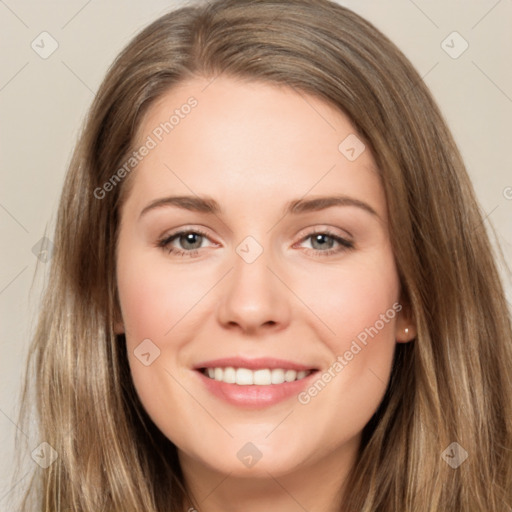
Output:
top-left (122, 76), bottom-right (385, 221)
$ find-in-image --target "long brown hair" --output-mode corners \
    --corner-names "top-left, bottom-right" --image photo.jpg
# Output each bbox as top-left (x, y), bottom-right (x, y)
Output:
top-left (13, 0), bottom-right (512, 510)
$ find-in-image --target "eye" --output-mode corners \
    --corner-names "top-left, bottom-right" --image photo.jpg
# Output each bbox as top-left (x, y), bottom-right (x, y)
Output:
top-left (157, 228), bottom-right (216, 257)
top-left (297, 229), bottom-right (354, 257)
top-left (157, 227), bottom-right (354, 258)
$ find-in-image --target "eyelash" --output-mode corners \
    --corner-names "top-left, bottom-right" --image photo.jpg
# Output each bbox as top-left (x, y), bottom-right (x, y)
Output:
top-left (157, 228), bottom-right (214, 258)
top-left (157, 228), bottom-right (354, 258)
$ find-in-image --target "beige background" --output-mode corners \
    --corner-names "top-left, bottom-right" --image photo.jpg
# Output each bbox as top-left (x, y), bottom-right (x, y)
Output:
top-left (1, 0), bottom-right (511, 505)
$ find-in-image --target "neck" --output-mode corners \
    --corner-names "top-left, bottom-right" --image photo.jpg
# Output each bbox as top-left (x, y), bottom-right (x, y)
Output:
top-left (179, 434), bottom-right (360, 512)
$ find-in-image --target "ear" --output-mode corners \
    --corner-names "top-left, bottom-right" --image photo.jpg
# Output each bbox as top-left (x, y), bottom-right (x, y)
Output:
top-left (114, 319), bottom-right (125, 335)
top-left (394, 302), bottom-right (416, 343)
top-left (113, 302), bottom-right (125, 335)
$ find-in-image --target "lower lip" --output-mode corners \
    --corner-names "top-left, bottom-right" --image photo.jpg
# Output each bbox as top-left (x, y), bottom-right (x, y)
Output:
top-left (196, 370), bottom-right (317, 408)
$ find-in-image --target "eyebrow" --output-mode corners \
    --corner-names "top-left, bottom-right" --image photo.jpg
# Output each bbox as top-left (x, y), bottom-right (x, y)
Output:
top-left (138, 194), bottom-right (379, 219)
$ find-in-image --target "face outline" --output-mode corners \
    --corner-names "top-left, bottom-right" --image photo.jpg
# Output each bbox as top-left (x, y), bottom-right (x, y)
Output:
top-left (114, 76), bottom-right (415, 490)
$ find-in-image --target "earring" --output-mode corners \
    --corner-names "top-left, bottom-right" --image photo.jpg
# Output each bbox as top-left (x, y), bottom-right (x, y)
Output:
top-left (404, 327), bottom-right (409, 335)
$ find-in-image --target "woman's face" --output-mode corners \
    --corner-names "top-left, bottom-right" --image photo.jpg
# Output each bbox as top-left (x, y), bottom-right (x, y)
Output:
top-left (116, 76), bottom-right (414, 480)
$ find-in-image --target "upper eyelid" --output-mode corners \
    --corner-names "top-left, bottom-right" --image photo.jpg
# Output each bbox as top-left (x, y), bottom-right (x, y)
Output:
top-left (297, 225), bottom-right (353, 240)
top-left (160, 227), bottom-right (215, 245)
top-left (161, 225), bottom-right (349, 238)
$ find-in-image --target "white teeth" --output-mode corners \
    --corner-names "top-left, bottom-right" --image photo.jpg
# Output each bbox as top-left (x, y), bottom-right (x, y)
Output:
top-left (253, 369), bottom-right (271, 385)
top-left (203, 367), bottom-right (312, 385)
top-left (271, 369), bottom-right (285, 384)
top-left (284, 369), bottom-right (297, 382)
top-left (223, 366), bottom-right (236, 383)
top-left (236, 368), bottom-right (253, 385)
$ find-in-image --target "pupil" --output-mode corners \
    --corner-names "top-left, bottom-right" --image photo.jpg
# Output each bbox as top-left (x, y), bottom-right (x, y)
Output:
top-left (312, 234), bottom-right (333, 250)
top-left (182, 233), bottom-right (202, 250)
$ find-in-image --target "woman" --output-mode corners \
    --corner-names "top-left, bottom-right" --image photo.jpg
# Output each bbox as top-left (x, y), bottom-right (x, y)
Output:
top-left (15, 0), bottom-right (512, 510)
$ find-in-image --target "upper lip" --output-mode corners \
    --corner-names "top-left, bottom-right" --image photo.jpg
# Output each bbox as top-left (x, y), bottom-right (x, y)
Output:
top-left (193, 357), bottom-right (318, 371)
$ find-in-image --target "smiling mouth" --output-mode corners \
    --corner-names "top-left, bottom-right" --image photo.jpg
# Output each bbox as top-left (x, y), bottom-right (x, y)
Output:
top-left (199, 367), bottom-right (317, 386)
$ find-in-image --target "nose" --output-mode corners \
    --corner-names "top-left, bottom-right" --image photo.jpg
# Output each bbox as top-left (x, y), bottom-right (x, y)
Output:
top-left (216, 244), bottom-right (291, 335)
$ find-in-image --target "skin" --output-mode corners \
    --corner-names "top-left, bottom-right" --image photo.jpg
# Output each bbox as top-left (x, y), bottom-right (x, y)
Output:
top-left (115, 76), bottom-right (416, 512)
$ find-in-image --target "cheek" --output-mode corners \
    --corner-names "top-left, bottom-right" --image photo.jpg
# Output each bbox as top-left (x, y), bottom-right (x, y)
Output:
top-left (116, 248), bottom-right (215, 407)
top-left (116, 249), bottom-right (206, 343)
top-left (301, 249), bottom-right (400, 346)
top-left (296, 250), bottom-right (400, 407)
top-left (116, 249), bottom-right (196, 430)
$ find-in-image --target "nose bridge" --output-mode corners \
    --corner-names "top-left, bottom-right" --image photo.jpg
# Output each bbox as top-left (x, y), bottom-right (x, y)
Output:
top-left (216, 234), bottom-right (290, 332)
